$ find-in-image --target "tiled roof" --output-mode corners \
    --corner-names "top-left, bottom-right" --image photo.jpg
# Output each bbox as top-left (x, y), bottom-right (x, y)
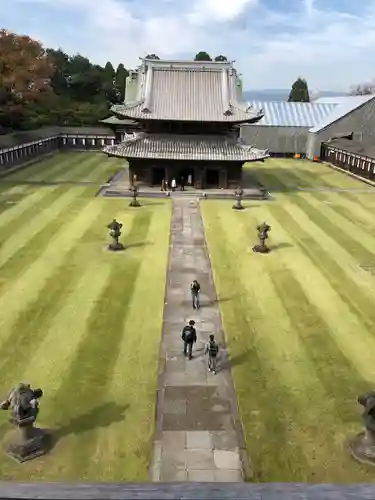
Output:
top-left (310, 95), bottom-right (375, 133)
top-left (246, 101), bottom-right (336, 127)
top-left (111, 59), bottom-right (263, 123)
top-left (103, 133), bottom-right (269, 162)
top-left (101, 117), bottom-right (137, 126)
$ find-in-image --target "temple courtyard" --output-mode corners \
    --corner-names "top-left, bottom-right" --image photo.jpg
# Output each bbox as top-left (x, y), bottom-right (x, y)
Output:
top-left (0, 151), bottom-right (375, 482)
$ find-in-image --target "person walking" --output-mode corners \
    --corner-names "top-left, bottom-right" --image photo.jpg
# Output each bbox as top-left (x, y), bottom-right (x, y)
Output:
top-left (190, 279), bottom-right (201, 309)
top-left (171, 178), bottom-right (177, 192)
top-left (180, 176), bottom-right (185, 191)
top-left (181, 320), bottom-right (197, 360)
top-left (205, 334), bottom-right (219, 374)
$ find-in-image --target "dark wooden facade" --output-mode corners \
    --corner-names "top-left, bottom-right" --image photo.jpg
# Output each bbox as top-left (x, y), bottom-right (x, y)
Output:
top-left (321, 141), bottom-right (375, 182)
top-left (127, 158), bottom-right (243, 190)
top-left (108, 121), bottom-right (247, 189)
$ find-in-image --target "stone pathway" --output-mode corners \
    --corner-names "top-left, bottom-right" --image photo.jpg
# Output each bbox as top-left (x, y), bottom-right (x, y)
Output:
top-left (149, 199), bottom-right (249, 482)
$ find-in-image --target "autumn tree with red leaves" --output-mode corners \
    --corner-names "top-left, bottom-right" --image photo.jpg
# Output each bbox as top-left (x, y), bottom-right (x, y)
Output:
top-left (0, 30), bottom-right (54, 129)
top-left (0, 29), bottom-right (127, 132)
top-left (0, 29), bottom-right (53, 99)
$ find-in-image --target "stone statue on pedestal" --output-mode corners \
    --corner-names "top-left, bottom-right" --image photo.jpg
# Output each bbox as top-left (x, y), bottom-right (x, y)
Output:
top-left (350, 391), bottom-right (375, 466)
top-left (252, 222), bottom-right (271, 253)
top-left (107, 219), bottom-right (124, 251)
top-left (1, 383), bottom-right (50, 463)
top-left (232, 187), bottom-right (244, 210)
top-left (129, 184), bottom-right (141, 207)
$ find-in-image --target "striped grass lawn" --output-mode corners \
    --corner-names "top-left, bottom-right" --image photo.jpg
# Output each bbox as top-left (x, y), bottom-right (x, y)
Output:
top-left (0, 152), bottom-right (170, 481)
top-left (201, 158), bottom-right (375, 483)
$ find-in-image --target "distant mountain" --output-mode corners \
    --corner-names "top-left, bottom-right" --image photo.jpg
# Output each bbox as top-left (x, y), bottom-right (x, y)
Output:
top-left (243, 89), bottom-right (347, 102)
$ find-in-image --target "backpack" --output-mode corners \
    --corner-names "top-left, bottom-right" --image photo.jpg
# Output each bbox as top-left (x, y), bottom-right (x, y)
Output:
top-left (208, 341), bottom-right (218, 356)
top-left (183, 326), bottom-right (194, 343)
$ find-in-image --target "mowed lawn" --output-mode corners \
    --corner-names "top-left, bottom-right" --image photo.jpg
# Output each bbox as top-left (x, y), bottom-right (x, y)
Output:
top-left (0, 152), bottom-right (170, 481)
top-left (201, 158), bottom-right (375, 483)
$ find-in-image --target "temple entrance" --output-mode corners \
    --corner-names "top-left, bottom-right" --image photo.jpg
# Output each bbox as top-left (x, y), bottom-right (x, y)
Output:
top-left (152, 167), bottom-right (165, 186)
top-left (205, 169), bottom-right (219, 188)
top-left (178, 167), bottom-right (194, 187)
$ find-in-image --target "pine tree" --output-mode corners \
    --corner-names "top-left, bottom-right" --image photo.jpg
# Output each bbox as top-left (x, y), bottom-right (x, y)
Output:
top-left (104, 61), bottom-right (115, 84)
top-left (288, 78), bottom-right (310, 102)
top-left (115, 63), bottom-right (128, 101)
top-left (194, 51), bottom-right (212, 61)
top-left (215, 55), bottom-right (227, 62)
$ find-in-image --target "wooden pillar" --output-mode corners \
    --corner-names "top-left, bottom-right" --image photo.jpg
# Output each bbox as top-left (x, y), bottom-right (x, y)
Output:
top-left (195, 166), bottom-right (203, 189)
top-left (128, 161), bottom-right (134, 185)
top-left (219, 168), bottom-right (227, 189)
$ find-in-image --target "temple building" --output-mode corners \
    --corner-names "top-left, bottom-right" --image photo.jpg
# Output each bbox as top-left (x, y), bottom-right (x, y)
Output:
top-left (103, 58), bottom-right (269, 189)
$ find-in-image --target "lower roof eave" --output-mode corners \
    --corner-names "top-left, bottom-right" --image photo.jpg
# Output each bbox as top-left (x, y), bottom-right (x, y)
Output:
top-left (111, 112), bottom-right (264, 126)
top-left (105, 152), bottom-right (269, 162)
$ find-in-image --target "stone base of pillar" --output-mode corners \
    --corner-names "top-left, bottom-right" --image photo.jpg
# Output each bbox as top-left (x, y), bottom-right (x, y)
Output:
top-left (129, 199), bottom-right (141, 207)
top-left (252, 244), bottom-right (270, 254)
top-left (2, 426), bottom-right (52, 463)
top-left (350, 430), bottom-right (375, 466)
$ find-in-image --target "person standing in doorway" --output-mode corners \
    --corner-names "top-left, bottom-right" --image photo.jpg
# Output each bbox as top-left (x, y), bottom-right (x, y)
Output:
top-left (181, 320), bottom-right (197, 360)
top-left (205, 334), bottom-right (219, 374)
top-left (190, 279), bottom-right (201, 309)
top-left (180, 176), bottom-right (185, 191)
top-left (171, 177), bottom-right (177, 192)
top-left (187, 173), bottom-right (192, 186)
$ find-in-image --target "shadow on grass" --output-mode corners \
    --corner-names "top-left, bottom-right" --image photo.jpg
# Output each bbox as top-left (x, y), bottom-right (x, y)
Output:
top-left (126, 241), bottom-right (153, 249)
top-left (55, 402), bottom-right (129, 439)
top-left (242, 166), bottom-right (345, 192)
top-left (141, 201), bottom-right (168, 206)
top-left (270, 242), bottom-right (293, 250)
top-left (216, 350), bottom-right (250, 373)
top-left (201, 295), bottom-right (239, 307)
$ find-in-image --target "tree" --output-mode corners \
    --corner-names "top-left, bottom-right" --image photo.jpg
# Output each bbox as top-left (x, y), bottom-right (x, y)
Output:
top-left (115, 63), bottom-right (128, 102)
top-left (0, 30), bottom-right (54, 130)
top-left (145, 54), bottom-right (160, 60)
top-left (349, 82), bottom-right (375, 95)
top-left (215, 55), bottom-right (227, 62)
top-left (0, 29), bottom-right (129, 132)
top-left (47, 48), bottom-right (70, 96)
top-left (194, 51), bottom-right (212, 61)
top-left (104, 61), bottom-right (115, 84)
top-left (0, 29), bottom-right (53, 100)
top-left (288, 77), bottom-right (310, 102)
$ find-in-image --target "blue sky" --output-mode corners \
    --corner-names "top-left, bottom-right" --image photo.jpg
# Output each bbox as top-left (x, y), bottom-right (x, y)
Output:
top-left (2, 0), bottom-right (375, 91)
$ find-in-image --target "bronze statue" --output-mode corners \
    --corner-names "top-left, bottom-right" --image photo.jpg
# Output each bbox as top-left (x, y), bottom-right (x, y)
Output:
top-left (252, 221), bottom-right (271, 253)
top-left (129, 184), bottom-right (141, 207)
top-left (350, 390), bottom-right (375, 466)
top-left (107, 219), bottom-right (124, 251)
top-left (1, 383), bottom-right (50, 462)
top-left (232, 187), bottom-right (244, 210)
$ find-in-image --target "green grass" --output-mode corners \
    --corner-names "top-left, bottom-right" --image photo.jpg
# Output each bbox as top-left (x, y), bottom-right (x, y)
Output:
top-left (202, 158), bottom-right (375, 483)
top-left (0, 152), bottom-right (170, 481)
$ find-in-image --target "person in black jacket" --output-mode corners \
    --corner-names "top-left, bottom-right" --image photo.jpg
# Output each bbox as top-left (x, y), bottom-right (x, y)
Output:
top-left (181, 320), bottom-right (197, 360)
top-left (190, 280), bottom-right (201, 309)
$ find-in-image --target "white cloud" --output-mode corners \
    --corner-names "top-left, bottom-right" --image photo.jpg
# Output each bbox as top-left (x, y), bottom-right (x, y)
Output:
top-left (5, 0), bottom-right (375, 90)
top-left (188, 0), bottom-right (258, 23)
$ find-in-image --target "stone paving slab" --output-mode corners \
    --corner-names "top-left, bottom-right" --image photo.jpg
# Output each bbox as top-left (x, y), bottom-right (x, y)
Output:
top-left (149, 199), bottom-right (249, 482)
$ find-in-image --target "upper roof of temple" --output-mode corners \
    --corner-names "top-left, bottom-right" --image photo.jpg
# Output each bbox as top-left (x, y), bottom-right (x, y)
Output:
top-left (111, 58), bottom-right (264, 124)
